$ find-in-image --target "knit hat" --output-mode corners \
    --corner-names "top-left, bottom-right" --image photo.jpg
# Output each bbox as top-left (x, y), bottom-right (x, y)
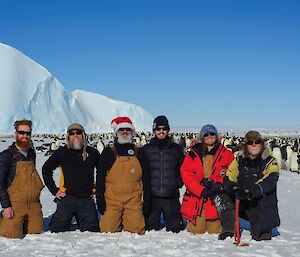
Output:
top-left (152, 115), bottom-right (170, 131)
top-left (200, 124), bottom-right (218, 139)
top-left (111, 116), bottom-right (135, 134)
top-left (244, 131), bottom-right (263, 143)
top-left (66, 123), bottom-right (88, 161)
top-left (67, 123), bottom-right (85, 133)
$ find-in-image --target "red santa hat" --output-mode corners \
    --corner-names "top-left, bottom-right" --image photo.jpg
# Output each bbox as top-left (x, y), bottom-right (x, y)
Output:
top-left (111, 116), bottom-right (135, 134)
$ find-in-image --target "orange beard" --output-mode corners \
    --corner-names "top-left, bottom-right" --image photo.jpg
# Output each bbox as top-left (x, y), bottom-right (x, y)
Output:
top-left (16, 137), bottom-right (31, 150)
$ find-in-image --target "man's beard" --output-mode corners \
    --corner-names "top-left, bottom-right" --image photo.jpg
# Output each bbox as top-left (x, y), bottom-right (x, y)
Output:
top-left (117, 134), bottom-right (133, 144)
top-left (69, 140), bottom-right (84, 150)
top-left (16, 137), bottom-right (31, 150)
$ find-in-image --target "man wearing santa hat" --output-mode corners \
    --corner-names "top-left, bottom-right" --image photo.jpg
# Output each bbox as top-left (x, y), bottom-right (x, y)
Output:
top-left (96, 117), bottom-right (151, 234)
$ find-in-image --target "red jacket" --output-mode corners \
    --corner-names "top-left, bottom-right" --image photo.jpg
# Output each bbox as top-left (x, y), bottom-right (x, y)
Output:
top-left (181, 143), bottom-right (234, 224)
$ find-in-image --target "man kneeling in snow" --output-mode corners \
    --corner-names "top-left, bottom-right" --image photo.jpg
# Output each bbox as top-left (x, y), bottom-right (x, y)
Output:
top-left (96, 117), bottom-right (151, 234)
top-left (42, 123), bottom-right (100, 233)
top-left (0, 120), bottom-right (44, 238)
top-left (223, 131), bottom-right (280, 241)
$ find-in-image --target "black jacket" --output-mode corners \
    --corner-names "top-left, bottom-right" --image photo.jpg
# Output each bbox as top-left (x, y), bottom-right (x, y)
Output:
top-left (42, 145), bottom-right (100, 198)
top-left (141, 137), bottom-right (184, 198)
top-left (0, 143), bottom-right (36, 208)
top-left (96, 142), bottom-right (151, 212)
top-left (224, 152), bottom-right (280, 232)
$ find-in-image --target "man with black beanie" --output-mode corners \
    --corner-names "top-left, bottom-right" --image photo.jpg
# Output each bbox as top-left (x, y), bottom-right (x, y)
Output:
top-left (141, 115), bottom-right (184, 233)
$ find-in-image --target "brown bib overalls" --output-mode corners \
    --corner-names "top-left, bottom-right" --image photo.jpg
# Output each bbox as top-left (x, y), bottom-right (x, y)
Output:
top-left (0, 161), bottom-right (44, 238)
top-left (100, 149), bottom-right (145, 234)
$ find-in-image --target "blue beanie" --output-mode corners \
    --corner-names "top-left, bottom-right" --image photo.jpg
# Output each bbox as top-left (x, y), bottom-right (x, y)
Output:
top-left (200, 124), bottom-right (218, 139)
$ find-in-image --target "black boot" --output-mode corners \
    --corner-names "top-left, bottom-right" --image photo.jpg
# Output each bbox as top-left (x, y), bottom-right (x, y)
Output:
top-left (253, 232), bottom-right (272, 241)
top-left (218, 231), bottom-right (234, 240)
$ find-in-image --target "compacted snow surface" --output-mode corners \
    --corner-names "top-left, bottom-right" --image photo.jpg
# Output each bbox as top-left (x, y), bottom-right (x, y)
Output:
top-left (0, 137), bottom-right (299, 257)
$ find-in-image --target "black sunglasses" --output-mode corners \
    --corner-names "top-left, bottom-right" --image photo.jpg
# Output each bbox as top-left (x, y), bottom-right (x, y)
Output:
top-left (155, 127), bottom-right (168, 131)
top-left (17, 130), bottom-right (32, 136)
top-left (68, 130), bottom-right (83, 136)
top-left (203, 132), bottom-right (216, 137)
top-left (118, 128), bottom-right (132, 132)
top-left (246, 140), bottom-right (262, 145)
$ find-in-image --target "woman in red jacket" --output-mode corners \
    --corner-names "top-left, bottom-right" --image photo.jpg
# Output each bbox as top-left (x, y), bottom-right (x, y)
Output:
top-left (181, 124), bottom-right (234, 235)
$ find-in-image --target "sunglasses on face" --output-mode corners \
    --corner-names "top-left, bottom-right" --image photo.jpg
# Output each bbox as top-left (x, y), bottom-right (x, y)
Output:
top-left (203, 132), bottom-right (216, 138)
top-left (118, 128), bottom-right (132, 132)
top-left (246, 140), bottom-right (262, 145)
top-left (17, 130), bottom-right (32, 136)
top-left (155, 127), bottom-right (168, 131)
top-left (68, 130), bottom-right (83, 136)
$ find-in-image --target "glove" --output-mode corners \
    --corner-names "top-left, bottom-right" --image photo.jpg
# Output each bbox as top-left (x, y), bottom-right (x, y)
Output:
top-left (201, 179), bottom-right (223, 196)
top-left (143, 201), bottom-right (151, 218)
top-left (97, 198), bottom-right (106, 215)
top-left (232, 185), bottom-right (246, 200)
top-left (233, 186), bottom-right (254, 201)
top-left (201, 178), bottom-right (213, 189)
top-left (201, 187), bottom-right (211, 199)
top-left (223, 181), bottom-right (237, 196)
top-left (247, 184), bottom-right (263, 199)
top-left (209, 182), bottom-right (223, 195)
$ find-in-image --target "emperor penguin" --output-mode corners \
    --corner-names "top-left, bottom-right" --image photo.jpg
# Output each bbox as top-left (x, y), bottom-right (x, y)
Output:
top-left (97, 139), bottom-right (105, 154)
top-left (290, 151), bottom-right (299, 173)
top-left (285, 145), bottom-right (293, 171)
top-left (272, 147), bottom-right (282, 170)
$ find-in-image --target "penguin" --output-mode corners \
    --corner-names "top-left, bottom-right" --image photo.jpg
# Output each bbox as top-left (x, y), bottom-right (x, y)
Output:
top-left (290, 151), bottom-right (299, 173)
top-left (272, 147), bottom-right (282, 170)
top-left (285, 145), bottom-right (293, 171)
top-left (96, 139), bottom-right (105, 154)
top-left (140, 135), bottom-right (147, 146)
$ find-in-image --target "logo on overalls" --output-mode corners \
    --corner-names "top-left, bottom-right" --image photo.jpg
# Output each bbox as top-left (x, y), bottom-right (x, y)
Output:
top-left (220, 169), bottom-right (226, 177)
top-left (131, 168), bottom-right (135, 174)
top-left (128, 149), bottom-right (134, 155)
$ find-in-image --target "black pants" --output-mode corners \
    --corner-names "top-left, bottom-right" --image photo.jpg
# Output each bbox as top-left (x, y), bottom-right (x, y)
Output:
top-left (239, 200), bottom-right (271, 240)
top-left (50, 195), bottom-right (99, 233)
top-left (214, 193), bottom-right (235, 234)
top-left (146, 197), bottom-right (182, 233)
top-left (216, 193), bottom-right (272, 240)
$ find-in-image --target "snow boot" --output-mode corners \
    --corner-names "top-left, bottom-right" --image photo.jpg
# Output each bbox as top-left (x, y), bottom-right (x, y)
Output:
top-left (218, 231), bottom-right (234, 240)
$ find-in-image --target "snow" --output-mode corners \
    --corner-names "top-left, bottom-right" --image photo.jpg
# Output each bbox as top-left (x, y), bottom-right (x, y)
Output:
top-left (0, 43), bottom-right (153, 134)
top-left (0, 137), bottom-right (299, 257)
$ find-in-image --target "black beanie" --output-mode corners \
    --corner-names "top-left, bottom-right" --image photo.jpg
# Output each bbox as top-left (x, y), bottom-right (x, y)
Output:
top-left (152, 115), bottom-right (170, 131)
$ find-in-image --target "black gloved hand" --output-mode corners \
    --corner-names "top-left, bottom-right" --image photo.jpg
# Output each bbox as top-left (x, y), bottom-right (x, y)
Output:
top-left (97, 198), bottom-right (106, 215)
top-left (201, 179), bottom-right (223, 196)
top-left (247, 184), bottom-right (263, 199)
top-left (201, 178), bottom-right (213, 189)
top-left (209, 182), bottom-right (223, 195)
top-left (232, 185), bottom-right (246, 200)
top-left (201, 187), bottom-right (212, 199)
top-left (143, 201), bottom-right (151, 218)
top-left (233, 186), bottom-right (254, 201)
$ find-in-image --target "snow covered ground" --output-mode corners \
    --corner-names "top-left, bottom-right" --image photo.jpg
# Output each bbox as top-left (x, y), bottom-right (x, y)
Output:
top-left (0, 136), bottom-right (299, 257)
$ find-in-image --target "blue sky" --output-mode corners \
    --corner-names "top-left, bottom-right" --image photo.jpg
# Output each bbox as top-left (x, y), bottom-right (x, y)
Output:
top-left (1, 0), bottom-right (299, 129)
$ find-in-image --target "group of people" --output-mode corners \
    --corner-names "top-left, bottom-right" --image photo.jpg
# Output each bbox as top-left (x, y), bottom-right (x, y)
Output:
top-left (0, 116), bottom-right (280, 241)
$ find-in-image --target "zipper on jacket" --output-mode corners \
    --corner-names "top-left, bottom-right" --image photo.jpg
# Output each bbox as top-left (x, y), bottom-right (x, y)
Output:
top-left (160, 151), bottom-right (163, 196)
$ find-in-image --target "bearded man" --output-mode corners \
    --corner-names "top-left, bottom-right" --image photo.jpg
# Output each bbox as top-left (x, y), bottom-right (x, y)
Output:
top-left (0, 119), bottom-right (44, 238)
top-left (96, 117), bottom-right (151, 234)
top-left (42, 123), bottom-right (100, 233)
